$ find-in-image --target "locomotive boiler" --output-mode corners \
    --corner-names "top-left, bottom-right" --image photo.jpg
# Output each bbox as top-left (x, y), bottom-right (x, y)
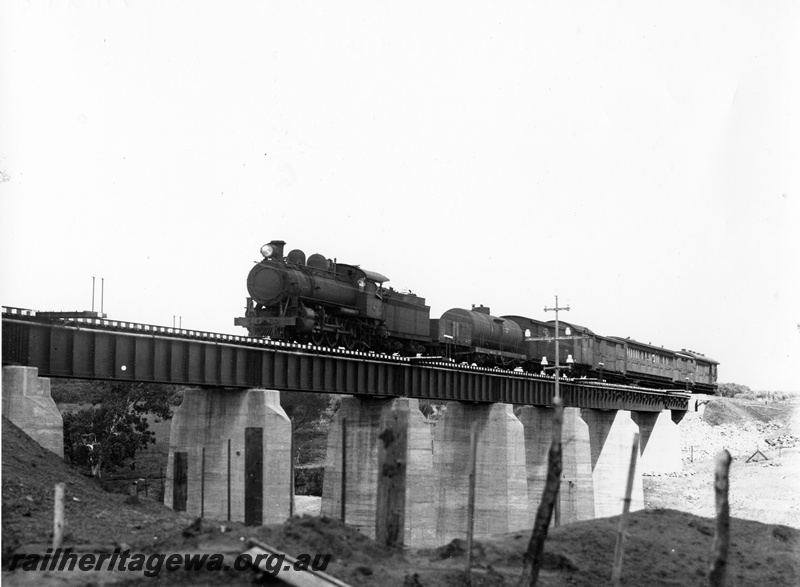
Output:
top-left (235, 240), bottom-right (430, 351)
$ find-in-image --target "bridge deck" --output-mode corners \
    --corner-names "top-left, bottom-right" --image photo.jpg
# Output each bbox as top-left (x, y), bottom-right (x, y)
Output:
top-left (2, 309), bottom-right (689, 412)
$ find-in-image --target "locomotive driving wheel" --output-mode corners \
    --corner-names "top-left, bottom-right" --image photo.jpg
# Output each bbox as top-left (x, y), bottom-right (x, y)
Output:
top-left (310, 329), bottom-right (326, 346)
top-left (309, 309), bottom-right (334, 347)
top-left (322, 316), bottom-right (343, 348)
top-left (325, 330), bottom-right (339, 347)
top-left (313, 315), bottom-right (347, 348)
top-left (340, 323), bottom-right (358, 350)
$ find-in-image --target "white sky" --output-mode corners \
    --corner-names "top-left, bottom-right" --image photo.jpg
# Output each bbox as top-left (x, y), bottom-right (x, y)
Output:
top-left (1, 1), bottom-right (798, 391)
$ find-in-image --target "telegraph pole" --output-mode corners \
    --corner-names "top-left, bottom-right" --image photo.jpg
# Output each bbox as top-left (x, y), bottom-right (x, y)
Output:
top-left (525, 296), bottom-right (586, 397)
top-left (517, 294), bottom-right (578, 539)
top-left (543, 295), bottom-right (571, 400)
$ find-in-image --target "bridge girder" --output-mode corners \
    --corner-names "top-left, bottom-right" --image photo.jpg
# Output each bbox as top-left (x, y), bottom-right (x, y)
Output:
top-left (2, 316), bottom-right (688, 412)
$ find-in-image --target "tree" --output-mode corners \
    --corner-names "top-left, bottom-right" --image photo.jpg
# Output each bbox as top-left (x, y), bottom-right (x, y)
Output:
top-left (279, 391), bottom-right (338, 467)
top-left (716, 382), bottom-right (751, 398)
top-left (59, 380), bottom-right (182, 478)
top-left (279, 391), bottom-right (333, 432)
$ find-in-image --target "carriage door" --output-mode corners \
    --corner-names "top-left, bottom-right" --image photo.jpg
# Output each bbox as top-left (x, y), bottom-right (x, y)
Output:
top-left (244, 427), bottom-right (263, 526)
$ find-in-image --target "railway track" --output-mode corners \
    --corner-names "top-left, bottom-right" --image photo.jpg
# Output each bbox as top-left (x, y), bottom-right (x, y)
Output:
top-left (1, 306), bottom-right (691, 404)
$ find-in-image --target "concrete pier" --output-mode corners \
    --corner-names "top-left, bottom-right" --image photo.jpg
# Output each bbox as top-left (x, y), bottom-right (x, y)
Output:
top-left (631, 410), bottom-right (682, 474)
top-left (560, 407), bottom-right (596, 522)
top-left (2, 366), bottom-right (64, 457)
top-left (158, 386), bottom-right (677, 539)
top-left (433, 402), bottom-right (528, 544)
top-left (518, 406), bottom-right (551, 518)
top-left (321, 396), bottom-right (436, 547)
top-left (581, 409), bottom-right (644, 517)
top-left (164, 388), bottom-right (291, 525)
top-left (519, 406), bottom-right (594, 525)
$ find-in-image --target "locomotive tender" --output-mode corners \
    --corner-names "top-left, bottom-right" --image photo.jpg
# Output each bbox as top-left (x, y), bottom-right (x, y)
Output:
top-left (236, 241), bottom-right (717, 392)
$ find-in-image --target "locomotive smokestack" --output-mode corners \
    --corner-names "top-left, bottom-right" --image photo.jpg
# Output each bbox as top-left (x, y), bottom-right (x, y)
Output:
top-left (268, 240), bottom-right (286, 259)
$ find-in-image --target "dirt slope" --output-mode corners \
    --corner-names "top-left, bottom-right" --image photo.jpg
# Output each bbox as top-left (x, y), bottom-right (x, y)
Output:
top-left (644, 396), bottom-right (800, 528)
top-left (2, 397), bottom-right (800, 586)
top-left (1, 417), bottom-right (196, 558)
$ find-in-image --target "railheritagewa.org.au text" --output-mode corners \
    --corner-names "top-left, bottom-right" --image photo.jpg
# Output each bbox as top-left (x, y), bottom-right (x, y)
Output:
top-left (9, 548), bottom-right (331, 577)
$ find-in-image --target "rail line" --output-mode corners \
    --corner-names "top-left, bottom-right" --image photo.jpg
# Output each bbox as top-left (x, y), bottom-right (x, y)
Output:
top-left (1, 306), bottom-right (691, 410)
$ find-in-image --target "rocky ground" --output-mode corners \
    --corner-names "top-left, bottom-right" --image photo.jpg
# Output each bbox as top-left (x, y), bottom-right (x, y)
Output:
top-left (644, 396), bottom-right (800, 529)
top-left (2, 395), bottom-right (799, 586)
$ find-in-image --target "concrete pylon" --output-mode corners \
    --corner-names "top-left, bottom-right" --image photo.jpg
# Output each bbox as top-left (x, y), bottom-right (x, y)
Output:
top-left (433, 402), bottom-right (528, 544)
top-left (164, 388), bottom-right (291, 525)
top-left (321, 396), bottom-right (436, 547)
top-left (580, 409), bottom-right (644, 518)
top-left (631, 410), bottom-right (682, 474)
top-left (2, 366), bottom-right (64, 457)
top-left (561, 407), bottom-right (595, 522)
top-left (518, 405), bottom-right (551, 519)
top-left (519, 405), bottom-right (594, 526)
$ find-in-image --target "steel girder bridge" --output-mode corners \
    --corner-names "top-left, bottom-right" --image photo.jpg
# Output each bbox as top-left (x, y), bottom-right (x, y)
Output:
top-left (2, 307), bottom-right (689, 412)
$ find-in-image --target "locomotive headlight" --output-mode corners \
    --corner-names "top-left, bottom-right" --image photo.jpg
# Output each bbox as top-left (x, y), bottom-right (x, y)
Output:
top-left (260, 244), bottom-right (275, 258)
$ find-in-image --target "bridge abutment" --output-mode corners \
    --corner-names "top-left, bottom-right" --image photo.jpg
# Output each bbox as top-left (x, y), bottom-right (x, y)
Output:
top-left (164, 388), bottom-right (291, 525)
top-left (321, 396), bottom-right (437, 547)
top-left (2, 365), bottom-right (64, 457)
top-left (433, 402), bottom-right (529, 544)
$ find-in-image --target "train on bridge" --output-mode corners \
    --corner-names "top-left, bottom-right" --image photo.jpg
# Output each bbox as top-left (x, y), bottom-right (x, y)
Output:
top-left (235, 240), bottom-right (717, 393)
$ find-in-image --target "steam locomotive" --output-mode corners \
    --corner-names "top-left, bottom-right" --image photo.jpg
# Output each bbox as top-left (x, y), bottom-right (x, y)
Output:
top-left (235, 240), bottom-right (717, 392)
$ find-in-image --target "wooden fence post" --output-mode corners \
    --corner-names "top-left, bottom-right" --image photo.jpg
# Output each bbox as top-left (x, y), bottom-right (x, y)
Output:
top-left (290, 420), bottom-right (295, 518)
top-left (709, 450), bottom-right (732, 587)
top-left (53, 483), bottom-right (65, 549)
top-left (227, 439), bottom-right (231, 522)
top-left (465, 421), bottom-right (479, 585)
top-left (517, 398), bottom-right (564, 586)
top-left (200, 447), bottom-right (205, 518)
top-left (341, 418), bottom-right (347, 523)
top-left (376, 411), bottom-right (408, 549)
top-left (611, 432), bottom-right (640, 586)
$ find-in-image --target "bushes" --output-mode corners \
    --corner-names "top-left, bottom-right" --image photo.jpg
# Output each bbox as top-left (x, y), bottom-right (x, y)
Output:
top-left (717, 382), bottom-right (752, 398)
top-left (63, 405), bottom-right (155, 476)
top-left (295, 466), bottom-right (324, 496)
top-left (55, 379), bottom-right (179, 477)
top-left (281, 391), bottom-right (334, 432)
top-left (717, 382), bottom-right (790, 401)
